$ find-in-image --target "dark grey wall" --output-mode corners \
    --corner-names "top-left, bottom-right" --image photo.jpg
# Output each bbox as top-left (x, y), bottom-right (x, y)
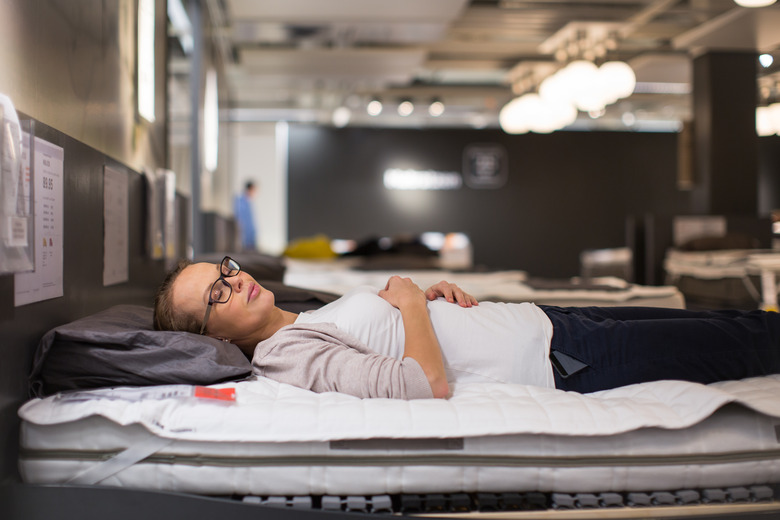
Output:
top-left (759, 138), bottom-right (780, 215)
top-left (0, 0), bottom-right (169, 486)
top-left (0, 121), bottom-right (168, 485)
top-left (288, 126), bottom-right (696, 278)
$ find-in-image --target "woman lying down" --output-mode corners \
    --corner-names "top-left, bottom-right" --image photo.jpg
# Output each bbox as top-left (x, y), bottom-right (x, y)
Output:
top-left (154, 256), bottom-right (780, 399)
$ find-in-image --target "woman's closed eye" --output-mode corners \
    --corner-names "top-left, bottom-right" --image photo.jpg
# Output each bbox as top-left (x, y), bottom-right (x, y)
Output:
top-left (211, 283), bottom-right (228, 302)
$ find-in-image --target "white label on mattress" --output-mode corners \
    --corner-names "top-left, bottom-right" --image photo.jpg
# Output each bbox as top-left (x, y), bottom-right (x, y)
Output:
top-left (55, 385), bottom-right (236, 404)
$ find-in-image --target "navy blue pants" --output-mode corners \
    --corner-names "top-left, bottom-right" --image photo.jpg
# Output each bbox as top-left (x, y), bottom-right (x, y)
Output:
top-left (540, 306), bottom-right (780, 393)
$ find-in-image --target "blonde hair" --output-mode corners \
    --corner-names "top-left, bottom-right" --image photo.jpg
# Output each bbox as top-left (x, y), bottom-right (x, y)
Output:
top-left (153, 260), bottom-right (202, 333)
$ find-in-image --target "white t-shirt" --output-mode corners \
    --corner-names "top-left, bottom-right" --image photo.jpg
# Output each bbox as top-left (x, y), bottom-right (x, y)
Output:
top-left (296, 286), bottom-right (555, 388)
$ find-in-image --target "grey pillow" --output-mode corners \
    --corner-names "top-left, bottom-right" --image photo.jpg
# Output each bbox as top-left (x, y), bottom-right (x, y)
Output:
top-left (29, 305), bottom-right (252, 397)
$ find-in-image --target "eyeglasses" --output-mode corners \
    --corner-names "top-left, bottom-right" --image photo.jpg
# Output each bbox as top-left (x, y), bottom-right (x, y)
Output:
top-left (200, 256), bottom-right (241, 335)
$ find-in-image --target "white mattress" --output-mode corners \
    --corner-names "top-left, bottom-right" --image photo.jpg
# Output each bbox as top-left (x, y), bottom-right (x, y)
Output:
top-left (283, 259), bottom-right (685, 308)
top-left (664, 249), bottom-right (773, 279)
top-left (18, 375), bottom-right (780, 496)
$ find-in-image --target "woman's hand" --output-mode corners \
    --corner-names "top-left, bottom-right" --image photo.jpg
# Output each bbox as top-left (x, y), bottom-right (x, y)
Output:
top-left (379, 276), bottom-right (427, 310)
top-left (379, 276), bottom-right (449, 398)
top-left (425, 281), bottom-right (478, 308)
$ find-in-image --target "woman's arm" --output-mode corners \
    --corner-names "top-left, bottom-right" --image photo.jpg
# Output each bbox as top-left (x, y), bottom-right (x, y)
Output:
top-left (253, 322), bottom-right (434, 399)
top-left (379, 276), bottom-right (449, 398)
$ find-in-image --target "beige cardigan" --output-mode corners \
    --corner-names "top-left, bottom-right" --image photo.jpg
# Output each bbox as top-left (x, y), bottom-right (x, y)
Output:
top-left (251, 322), bottom-right (434, 399)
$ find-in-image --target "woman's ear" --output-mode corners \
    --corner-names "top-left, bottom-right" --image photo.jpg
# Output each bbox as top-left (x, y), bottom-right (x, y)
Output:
top-left (203, 330), bottom-right (230, 342)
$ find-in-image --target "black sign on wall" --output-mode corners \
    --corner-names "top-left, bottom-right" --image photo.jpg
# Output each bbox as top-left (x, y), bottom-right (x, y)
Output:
top-left (463, 144), bottom-right (508, 189)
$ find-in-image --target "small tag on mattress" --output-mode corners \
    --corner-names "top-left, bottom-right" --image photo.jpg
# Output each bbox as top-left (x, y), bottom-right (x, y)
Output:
top-left (55, 385), bottom-right (236, 404)
top-left (192, 386), bottom-right (236, 402)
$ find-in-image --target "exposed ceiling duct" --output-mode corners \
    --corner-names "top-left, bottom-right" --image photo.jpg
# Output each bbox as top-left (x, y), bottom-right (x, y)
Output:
top-left (168, 0), bottom-right (780, 130)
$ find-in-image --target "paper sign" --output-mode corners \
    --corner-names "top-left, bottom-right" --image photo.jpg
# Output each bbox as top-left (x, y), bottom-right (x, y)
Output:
top-left (103, 166), bottom-right (129, 286)
top-left (15, 137), bottom-right (64, 306)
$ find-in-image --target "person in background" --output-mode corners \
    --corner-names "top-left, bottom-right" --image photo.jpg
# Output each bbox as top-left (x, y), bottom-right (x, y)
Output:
top-left (234, 181), bottom-right (257, 251)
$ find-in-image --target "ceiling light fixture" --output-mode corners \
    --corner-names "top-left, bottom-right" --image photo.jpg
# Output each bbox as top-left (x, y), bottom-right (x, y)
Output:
top-left (428, 99), bottom-right (445, 117)
top-left (759, 54), bottom-right (774, 68)
top-left (332, 106), bottom-right (351, 127)
top-left (203, 69), bottom-right (219, 172)
top-left (733, 0), bottom-right (776, 7)
top-left (137, 0), bottom-right (156, 122)
top-left (501, 58), bottom-right (636, 134)
top-left (167, 0), bottom-right (193, 54)
top-left (397, 100), bottom-right (414, 117)
top-left (757, 103), bottom-right (780, 136)
top-left (499, 93), bottom-right (576, 134)
top-left (366, 99), bottom-right (383, 116)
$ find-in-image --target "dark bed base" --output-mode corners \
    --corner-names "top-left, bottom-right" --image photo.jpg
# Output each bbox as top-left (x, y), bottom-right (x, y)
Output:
top-left (672, 274), bottom-right (761, 311)
top-left (4, 483), bottom-right (780, 520)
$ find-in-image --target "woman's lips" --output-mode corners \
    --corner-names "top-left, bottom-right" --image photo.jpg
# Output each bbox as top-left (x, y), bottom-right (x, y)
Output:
top-left (248, 283), bottom-right (260, 302)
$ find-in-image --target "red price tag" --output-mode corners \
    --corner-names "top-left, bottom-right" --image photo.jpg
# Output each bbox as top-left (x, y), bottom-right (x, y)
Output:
top-left (193, 386), bottom-right (236, 402)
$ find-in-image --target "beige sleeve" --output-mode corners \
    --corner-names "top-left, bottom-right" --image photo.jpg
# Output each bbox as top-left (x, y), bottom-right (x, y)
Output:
top-left (252, 326), bottom-right (434, 400)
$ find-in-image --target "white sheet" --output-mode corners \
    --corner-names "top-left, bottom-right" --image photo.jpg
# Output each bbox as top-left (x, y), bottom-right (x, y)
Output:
top-left (19, 375), bottom-right (780, 443)
top-left (664, 249), bottom-right (774, 279)
top-left (19, 376), bottom-right (780, 496)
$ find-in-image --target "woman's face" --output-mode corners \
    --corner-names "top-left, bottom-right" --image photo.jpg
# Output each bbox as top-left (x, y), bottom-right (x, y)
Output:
top-left (172, 261), bottom-right (275, 342)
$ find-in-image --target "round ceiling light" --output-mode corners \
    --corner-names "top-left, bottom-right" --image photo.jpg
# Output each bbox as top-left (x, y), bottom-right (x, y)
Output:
top-left (397, 100), bottom-right (414, 117)
top-left (366, 99), bottom-right (383, 116)
top-left (332, 106), bottom-right (351, 127)
top-left (599, 61), bottom-right (636, 101)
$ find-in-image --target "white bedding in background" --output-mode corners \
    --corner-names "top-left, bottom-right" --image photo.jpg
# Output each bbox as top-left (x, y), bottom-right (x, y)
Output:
top-left (283, 259), bottom-right (685, 308)
top-left (664, 249), bottom-right (769, 279)
top-left (18, 375), bottom-right (780, 496)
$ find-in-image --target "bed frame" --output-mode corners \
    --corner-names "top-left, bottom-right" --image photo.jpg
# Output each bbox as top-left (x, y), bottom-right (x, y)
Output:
top-left (5, 483), bottom-right (780, 519)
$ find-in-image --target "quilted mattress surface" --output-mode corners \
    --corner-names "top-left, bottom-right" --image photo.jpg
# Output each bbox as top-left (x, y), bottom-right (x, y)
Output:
top-left (18, 375), bottom-right (780, 495)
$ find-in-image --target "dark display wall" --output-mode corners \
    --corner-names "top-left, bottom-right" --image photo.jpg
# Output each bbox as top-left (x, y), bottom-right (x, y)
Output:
top-left (759, 138), bottom-right (780, 214)
top-left (0, 0), bottom-right (170, 487)
top-left (288, 126), bottom-right (695, 278)
top-left (0, 124), bottom-right (168, 485)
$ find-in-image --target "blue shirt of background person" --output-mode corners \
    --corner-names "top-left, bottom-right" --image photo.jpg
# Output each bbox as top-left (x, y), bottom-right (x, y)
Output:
top-left (234, 181), bottom-right (257, 250)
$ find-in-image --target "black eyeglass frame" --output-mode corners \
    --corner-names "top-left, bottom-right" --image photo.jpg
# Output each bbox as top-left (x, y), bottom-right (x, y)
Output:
top-left (199, 256), bottom-right (241, 335)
